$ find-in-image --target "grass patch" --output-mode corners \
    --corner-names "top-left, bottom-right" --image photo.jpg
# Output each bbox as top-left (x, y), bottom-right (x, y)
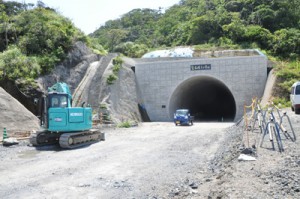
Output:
top-left (273, 59), bottom-right (300, 102)
top-left (117, 121), bottom-right (132, 128)
top-left (272, 97), bottom-right (291, 108)
top-left (106, 56), bottom-right (123, 85)
top-left (106, 74), bottom-right (118, 85)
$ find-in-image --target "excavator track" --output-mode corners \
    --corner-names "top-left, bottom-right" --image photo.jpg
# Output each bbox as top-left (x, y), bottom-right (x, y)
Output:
top-left (30, 129), bottom-right (104, 149)
top-left (59, 129), bottom-right (104, 149)
top-left (30, 130), bottom-right (61, 146)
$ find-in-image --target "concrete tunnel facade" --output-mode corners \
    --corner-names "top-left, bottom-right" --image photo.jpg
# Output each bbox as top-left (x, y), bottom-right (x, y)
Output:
top-left (133, 50), bottom-right (268, 122)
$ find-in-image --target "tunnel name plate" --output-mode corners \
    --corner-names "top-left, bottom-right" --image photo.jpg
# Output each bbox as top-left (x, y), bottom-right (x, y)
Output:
top-left (190, 64), bottom-right (211, 71)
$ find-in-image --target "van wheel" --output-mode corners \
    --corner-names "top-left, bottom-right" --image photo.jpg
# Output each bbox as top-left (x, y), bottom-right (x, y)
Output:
top-left (295, 109), bottom-right (300, 114)
top-left (291, 106), bottom-right (295, 111)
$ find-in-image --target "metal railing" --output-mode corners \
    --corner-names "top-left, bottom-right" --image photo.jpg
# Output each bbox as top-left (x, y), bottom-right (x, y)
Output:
top-left (244, 99), bottom-right (295, 153)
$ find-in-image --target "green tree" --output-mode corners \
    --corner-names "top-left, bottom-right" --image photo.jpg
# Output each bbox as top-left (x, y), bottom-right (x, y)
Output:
top-left (244, 25), bottom-right (273, 48)
top-left (91, 9), bottom-right (161, 49)
top-left (114, 42), bottom-right (148, 58)
top-left (90, 0), bottom-right (300, 58)
top-left (105, 29), bottom-right (128, 51)
top-left (0, 4), bottom-right (10, 48)
top-left (0, 1), bottom-right (33, 52)
top-left (0, 0), bottom-right (28, 16)
top-left (12, 8), bottom-right (86, 73)
top-left (249, 5), bottom-right (276, 30)
top-left (222, 14), bottom-right (246, 43)
top-left (272, 28), bottom-right (300, 58)
top-left (0, 45), bottom-right (40, 81)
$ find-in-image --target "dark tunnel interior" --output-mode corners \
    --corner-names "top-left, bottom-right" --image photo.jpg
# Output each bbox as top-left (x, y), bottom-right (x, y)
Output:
top-left (169, 76), bottom-right (236, 122)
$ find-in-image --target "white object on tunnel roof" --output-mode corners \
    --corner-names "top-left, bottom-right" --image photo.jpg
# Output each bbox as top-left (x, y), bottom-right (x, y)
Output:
top-left (142, 47), bottom-right (194, 58)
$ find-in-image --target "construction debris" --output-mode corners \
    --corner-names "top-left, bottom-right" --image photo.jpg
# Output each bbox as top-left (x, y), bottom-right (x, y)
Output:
top-left (3, 137), bottom-right (19, 147)
top-left (238, 154), bottom-right (257, 161)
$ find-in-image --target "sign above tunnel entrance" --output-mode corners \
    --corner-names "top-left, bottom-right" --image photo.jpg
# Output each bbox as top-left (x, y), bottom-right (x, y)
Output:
top-left (190, 64), bottom-right (211, 71)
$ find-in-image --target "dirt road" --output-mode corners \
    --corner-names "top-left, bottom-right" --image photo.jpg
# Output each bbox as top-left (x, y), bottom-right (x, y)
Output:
top-left (0, 122), bottom-right (234, 198)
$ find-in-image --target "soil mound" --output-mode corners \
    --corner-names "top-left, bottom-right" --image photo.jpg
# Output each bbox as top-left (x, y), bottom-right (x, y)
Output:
top-left (0, 87), bottom-right (39, 135)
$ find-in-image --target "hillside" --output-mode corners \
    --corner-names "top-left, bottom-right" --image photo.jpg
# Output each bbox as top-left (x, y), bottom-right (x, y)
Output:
top-left (90, 0), bottom-right (300, 104)
top-left (91, 0), bottom-right (300, 59)
top-left (1, 0), bottom-right (299, 107)
top-left (0, 1), bottom-right (105, 94)
top-left (0, 0), bottom-right (299, 120)
top-left (0, 1), bottom-right (106, 113)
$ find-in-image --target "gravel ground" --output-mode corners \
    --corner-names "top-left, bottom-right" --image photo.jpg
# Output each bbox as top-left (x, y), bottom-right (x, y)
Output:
top-left (207, 108), bottom-right (300, 199)
top-left (0, 108), bottom-right (299, 199)
top-left (0, 122), bottom-right (233, 199)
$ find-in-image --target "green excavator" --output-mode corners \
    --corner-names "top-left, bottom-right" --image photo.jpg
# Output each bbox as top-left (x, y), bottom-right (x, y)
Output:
top-left (30, 82), bottom-right (104, 149)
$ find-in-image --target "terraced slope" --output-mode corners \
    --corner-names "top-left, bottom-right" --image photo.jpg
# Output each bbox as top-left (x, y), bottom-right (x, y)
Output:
top-left (72, 54), bottom-right (118, 108)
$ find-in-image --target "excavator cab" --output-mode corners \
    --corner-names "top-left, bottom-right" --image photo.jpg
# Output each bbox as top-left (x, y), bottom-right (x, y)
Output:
top-left (47, 92), bottom-right (92, 132)
top-left (49, 93), bottom-right (69, 108)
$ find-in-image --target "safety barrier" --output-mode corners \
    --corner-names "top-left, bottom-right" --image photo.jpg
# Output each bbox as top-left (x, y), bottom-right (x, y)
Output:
top-left (244, 99), bottom-right (295, 153)
top-left (243, 97), bottom-right (258, 148)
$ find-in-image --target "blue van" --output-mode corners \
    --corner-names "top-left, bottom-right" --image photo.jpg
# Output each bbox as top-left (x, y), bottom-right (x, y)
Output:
top-left (174, 109), bottom-right (194, 126)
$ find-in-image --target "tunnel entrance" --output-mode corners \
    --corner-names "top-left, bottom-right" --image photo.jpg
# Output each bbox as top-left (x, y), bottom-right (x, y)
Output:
top-left (168, 76), bottom-right (236, 122)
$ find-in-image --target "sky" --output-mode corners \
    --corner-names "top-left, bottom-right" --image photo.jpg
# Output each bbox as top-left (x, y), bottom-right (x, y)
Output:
top-left (8, 0), bottom-right (179, 34)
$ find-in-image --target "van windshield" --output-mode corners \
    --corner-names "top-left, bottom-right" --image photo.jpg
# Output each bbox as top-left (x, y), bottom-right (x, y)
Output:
top-left (176, 110), bottom-right (189, 116)
top-left (296, 85), bottom-right (300, 95)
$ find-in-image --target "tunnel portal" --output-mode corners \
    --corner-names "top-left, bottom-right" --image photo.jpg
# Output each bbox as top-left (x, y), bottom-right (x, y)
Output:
top-left (169, 76), bottom-right (236, 122)
top-left (134, 49), bottom-right (267, 121)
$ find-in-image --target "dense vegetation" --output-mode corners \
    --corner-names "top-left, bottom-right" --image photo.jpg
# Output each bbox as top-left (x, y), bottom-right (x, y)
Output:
top-left (0, 0), bottom-right (299, 104)
top-left (91, 0), bottom-right (300, 59)
top-left (0, 0), bottom-right (99, 86)
top-left (91, 0), bottom-right (300, 104)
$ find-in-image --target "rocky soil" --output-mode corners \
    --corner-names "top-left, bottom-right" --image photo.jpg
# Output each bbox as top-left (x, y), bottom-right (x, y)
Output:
top-left (0, 87), bottom-right (39, 139)
top-left (37, 44), bottom-right (142, 124)
top-left (0, 122), bottom-right (234, 198)
top-left (37, 41), bottom-right (100, 95)
top-left (206, 108), bottom-right (300, 199)
top-left (0, 108), bottom-right (298, 198)
top-left (98, 57), bottom-right (142, 124)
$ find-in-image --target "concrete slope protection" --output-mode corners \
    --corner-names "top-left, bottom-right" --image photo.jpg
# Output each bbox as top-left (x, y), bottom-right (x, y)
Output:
top-left (96, 56), bottom-right (142, 124)
top-left (260, 68), bottom-right (276, 106)
top-left (72, 54), bottom-right (117, 108)
top-left (72, 59), bottom-right (102, 107)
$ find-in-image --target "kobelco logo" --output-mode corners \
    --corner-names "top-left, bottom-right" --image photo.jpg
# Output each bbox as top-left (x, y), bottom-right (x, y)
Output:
top-left (70, 113), bottom-right (83, 117)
